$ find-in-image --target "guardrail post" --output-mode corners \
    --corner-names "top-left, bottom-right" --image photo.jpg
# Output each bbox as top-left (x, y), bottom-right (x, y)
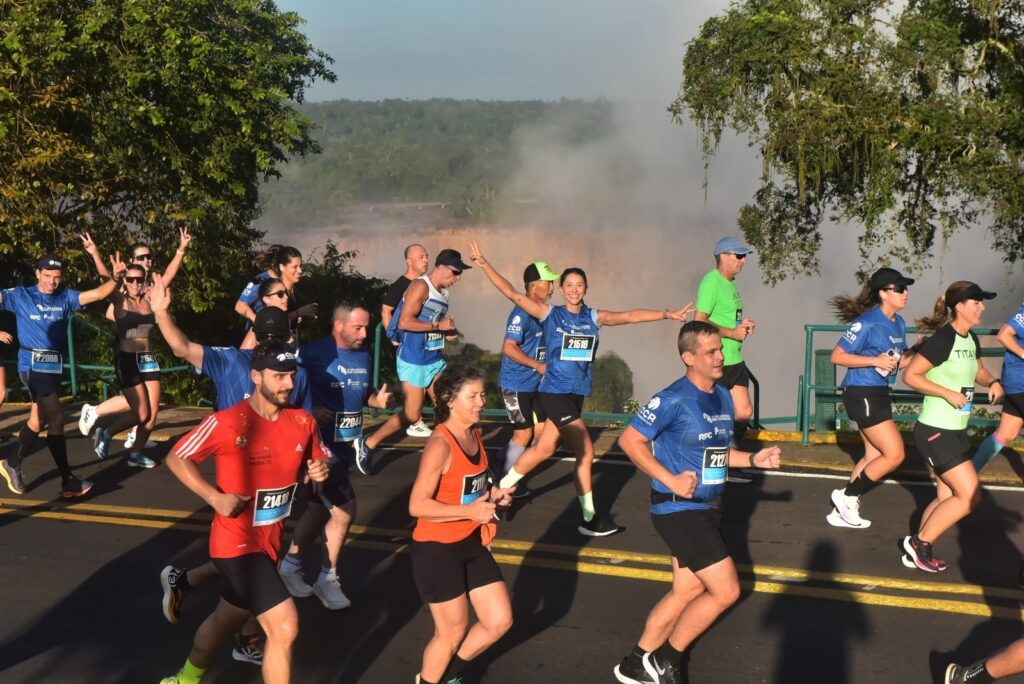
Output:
top-left (802, 325), bottom-right (814, 445)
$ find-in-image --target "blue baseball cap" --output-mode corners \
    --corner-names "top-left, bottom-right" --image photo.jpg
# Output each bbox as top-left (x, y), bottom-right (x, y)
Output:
top-left (713, 237), bottom-right (753, 256)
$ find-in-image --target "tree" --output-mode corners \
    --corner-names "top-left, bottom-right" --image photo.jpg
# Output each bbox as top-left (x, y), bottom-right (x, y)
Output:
top-left (0, 0), bottom-right (335, 307)
top-left (672, 0), bottom-right (1024, 283)
top-left (586, 352), bottom-right (634, 414)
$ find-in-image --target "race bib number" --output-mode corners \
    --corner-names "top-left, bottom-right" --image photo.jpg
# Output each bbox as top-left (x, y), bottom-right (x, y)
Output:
top-left (253, 483), bottom-right (297, 526)
top-left (334, 411), bottom-right (363, 443)
top-left (536, 346), bottom-right (547, 363)
top-left (461, 471), bottom-right (488, 505)
top-left (560, 334), bottom-right (595, 362)
top-left (701, 446), bottom-right (728, 486)
top-left (136, 351), bottom-right (160, 373)
top-left (957, 386), bottom-right (974, 415)
top-left (30, 349), bottom-right (62, 374)
top-left (425, 330), bottom-right (444, 351)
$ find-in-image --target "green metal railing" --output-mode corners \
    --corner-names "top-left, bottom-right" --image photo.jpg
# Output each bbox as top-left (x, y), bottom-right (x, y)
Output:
top-left (799, 325), bottom-right (1002, 445)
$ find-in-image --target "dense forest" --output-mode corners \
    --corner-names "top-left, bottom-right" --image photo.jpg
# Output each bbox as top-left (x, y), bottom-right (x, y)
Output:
top-left (257, 99), bottom-right (613, 227)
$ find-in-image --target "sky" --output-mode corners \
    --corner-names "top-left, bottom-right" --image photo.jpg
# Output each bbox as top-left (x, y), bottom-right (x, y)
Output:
top-left (277, 0), bottom-right (727, 102)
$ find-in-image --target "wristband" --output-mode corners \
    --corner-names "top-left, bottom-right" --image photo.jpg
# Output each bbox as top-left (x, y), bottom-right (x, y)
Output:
top-left (991, 378), bottom-right (1001, 386)
top-left (176, 249), bottom-right (185, 255)
top-left (748, 452), bottom-right (757, 468)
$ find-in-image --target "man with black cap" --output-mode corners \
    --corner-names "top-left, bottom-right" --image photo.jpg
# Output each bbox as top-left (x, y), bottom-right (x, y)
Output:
top-left (161, 340), bottom-right (330, 684)
top-left (0, 249), bottom-right (125, 498)
top-left (497, 261), bottom-right (559, 496)
top-left (696, 237), bottom-right (757, 483)
top-left (361, 248), bottom-right (471, 475)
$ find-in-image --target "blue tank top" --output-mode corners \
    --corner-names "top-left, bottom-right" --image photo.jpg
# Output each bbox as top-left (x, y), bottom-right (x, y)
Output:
top-left (538, 304), bottom-right (600, 396)
top-left (397, 275), bottom-right (449, 366)
top-left (498, 305), bottom-right (546, 392)
top-left (630, 376), bottom-right (735, 513)
top-left (835, 307), bottom-right (907, 388)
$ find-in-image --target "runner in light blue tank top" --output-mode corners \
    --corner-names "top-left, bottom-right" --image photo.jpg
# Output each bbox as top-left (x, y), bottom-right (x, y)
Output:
top-left (469, 239), bottom-right (693, 538)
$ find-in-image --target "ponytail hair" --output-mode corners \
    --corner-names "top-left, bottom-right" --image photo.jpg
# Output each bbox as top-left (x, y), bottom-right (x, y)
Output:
top-left (829, 284), bottom-right (880, 324)
top-left (253, 244), bottom-right (284, 274)
top-left (433, 365), bottom-right (486, 425)
top-left (916, 280), bottom-right (975, 333)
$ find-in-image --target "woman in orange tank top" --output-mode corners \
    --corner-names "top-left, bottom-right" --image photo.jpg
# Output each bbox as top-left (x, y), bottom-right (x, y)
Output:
top-left (409, 365), bottom-right (515, 684)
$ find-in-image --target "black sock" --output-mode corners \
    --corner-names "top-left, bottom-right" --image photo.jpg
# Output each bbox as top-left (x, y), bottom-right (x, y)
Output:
top-left (443, 654), bottom-right (469, 679)
top-left (631, 643), bottom-right (647, 659)
top-left (419, 678), bottom-right (439, 684)
top-left (656, 642), bottom-right (683, 666)
top-left (734, 421), bottom-right (749, 446)
top-left (14, 424), bottom-right (39, 466)
top-left (46, 435), bottom-right (72, 480)
top-left (964, 660), bottom-right (995, 683)
top-left (844, 473), bottom-right (879, 497)
top-left (177, 570), bottom-right (193, 592)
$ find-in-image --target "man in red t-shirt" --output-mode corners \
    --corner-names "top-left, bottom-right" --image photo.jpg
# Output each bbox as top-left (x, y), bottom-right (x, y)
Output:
top-left (161, 341), bottom-right (330, 684)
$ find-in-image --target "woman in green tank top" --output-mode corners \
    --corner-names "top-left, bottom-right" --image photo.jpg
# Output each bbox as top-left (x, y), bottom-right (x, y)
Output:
top-left (901, 281), bottom-right (1001, 573)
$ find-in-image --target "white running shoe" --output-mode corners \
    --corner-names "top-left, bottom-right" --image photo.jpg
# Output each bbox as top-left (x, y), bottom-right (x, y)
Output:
top-left (827, 488), bottom-right (871, 528)
top-left (279, 565), bottom-right (314, 598)
top-left (313, 574), bottom-right (352, 610)
top-left (405, 420), bottom-right (432, 438)
top-left (124, 427), bottom-right (158, 450)
top-left (79, 404), bottom-right (98, 436)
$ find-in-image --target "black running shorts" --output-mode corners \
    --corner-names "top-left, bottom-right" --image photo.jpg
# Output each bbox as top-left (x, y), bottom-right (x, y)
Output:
top-left (717, 362), bottom-right (750, 390)
top-left (1002, 392), bottom-right (1024, 419)
top-left (115, 351), bottom-right (161, 390)
top-left (501, 389), bottom-right (546, 429)
top-left (537, 392), bottom-right (585, 429)
top-left (410, 528), bottom-right (505, 603)
top-left (651, 508), bottom-right (729, 573)
top-left (213, 552), bottom-right (291, 616)
top-left (914, 423), bottom-right (970, 475)
top-left (843, 386), bottom-right (893, 429)
top-left (306, 458), bottom-right (356, 508)
top-left (18, 370), bottom-right (61, 401)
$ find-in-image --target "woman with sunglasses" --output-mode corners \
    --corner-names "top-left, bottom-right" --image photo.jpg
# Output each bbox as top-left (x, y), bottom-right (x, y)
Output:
top-left (826, 268), bottom-right (915, 530)
top-left (80, 228), bottom-right (192, 463)
top-left (468, 240), bottom-right (693, 537)
top-left (902, 281), bottom-right (1002, 572)
top-left (238, 279), bottom-right (290, 349)
top-left (234, 245), bottom-right (316, 338)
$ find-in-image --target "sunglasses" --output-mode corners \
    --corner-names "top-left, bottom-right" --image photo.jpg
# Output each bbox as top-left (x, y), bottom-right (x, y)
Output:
top-left (447, 266), bottom-right (463, 276)
top-left (726, 252), bottom-right (748, 260)
top-left (133, 254), bottom-right (152, 261)
top-left (124, 276), bottom-right (145, 284)
top-left (883, 284), bottom-right (908, 294)
top-left (266, 290), bottom-right (288, 299)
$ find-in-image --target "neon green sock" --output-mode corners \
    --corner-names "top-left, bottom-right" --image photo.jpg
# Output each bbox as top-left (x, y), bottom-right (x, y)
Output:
top-left (499, 467), bottom-right (524, 490)
top-left (176, 659), bottom-right (205, 684)
top-left (578, 491), bottom-right (595, 522)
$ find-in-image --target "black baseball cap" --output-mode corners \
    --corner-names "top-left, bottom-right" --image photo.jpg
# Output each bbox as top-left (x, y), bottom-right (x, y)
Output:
top-left (37, 255), bottom-right (65, 271)
top-left (948, 282), bottom-right (997, 307)
top-left (253, 307), bottom-right (291, 337)
top-left (523, 261), bottom-right (559, 286)
top-left (868, 267), bottom-right (914, 291)
top-left (435, 249), bottom-right (472, 272)
top-left (250, 342), bottom-right (297, 371)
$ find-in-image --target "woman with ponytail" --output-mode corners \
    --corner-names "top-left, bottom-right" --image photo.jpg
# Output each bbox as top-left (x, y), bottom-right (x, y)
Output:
top-left (826, 268), bottom-right (915, 529)
top-left (901, 281), bottom-right (1002, 572)
top-left (408, 365), bottom-right (514, 684)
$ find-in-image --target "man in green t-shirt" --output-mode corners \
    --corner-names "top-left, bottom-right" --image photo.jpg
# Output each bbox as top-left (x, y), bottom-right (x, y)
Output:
top-left (696, 237), bottom-right (757, 451)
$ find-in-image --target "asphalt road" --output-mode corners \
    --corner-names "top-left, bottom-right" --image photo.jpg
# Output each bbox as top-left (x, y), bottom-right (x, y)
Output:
top-left (1, 433), bottom-right (1024, 683)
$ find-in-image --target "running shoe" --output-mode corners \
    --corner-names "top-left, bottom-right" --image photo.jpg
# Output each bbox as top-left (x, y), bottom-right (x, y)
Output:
top-left (944, 663), bottom-right (965, 684)
top-left (160, 565), bottom-right (187, 624)
top-left (902, 535), bottom-right (948, 573)
top-left (355, 440), bottom-right (374, 476)
top-left (643, 651), bottom-right (682, 684)
top-left (232, 632), bottom-right (264, 666)
top-left (78, 403), bottom-right (98, 436)
top-left (509, 484), bottom-right (532, 499)
top-left (614, 653), bottom-right (655, 683)
top-left (579, 513), bottom-right (623, 537)
top-left (827, 489), bottom-right (871, 528)
top-left (124, 426), bottom-right (159, 450)
top-left (92, 427), bottom-right (111, 460)
top-left (0, 458), bottom-right (26, 495)
top-left (61, 475), bottom-right (94, 499)
top-left (313, 574), bottom-right (352, 610)
top-left (279, 564), bottom-right (314, 598)
top-left (126, 452), bottom-right (157, 469)
top-left (726, 470), bottom-right (754, 484)
top-left (406, 420), bottom-right (432, 438)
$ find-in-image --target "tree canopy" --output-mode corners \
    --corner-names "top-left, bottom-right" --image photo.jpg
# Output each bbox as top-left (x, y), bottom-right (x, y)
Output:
top-left (672, 0), bottom-right (1024, 283)
top-left (1, 0), bottom-right (334, 307)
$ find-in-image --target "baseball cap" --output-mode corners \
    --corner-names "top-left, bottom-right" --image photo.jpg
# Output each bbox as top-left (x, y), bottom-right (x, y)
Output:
top-left (868, 268), bottom-right (915, 291)
top-left (523, 261), bottom-right (559, 285)
top-left (713, 237), bottom-right (753, 256)
top-left (948, 283), bottom-right (997, 307)
top-left (253, 307), bottom-right (291, 337)
top-left (37, 255), bottom-right (65, 271)
top-left (435, 249), bottom-right (472, 272)
top-left (250, 341), bottom-right (297, 371)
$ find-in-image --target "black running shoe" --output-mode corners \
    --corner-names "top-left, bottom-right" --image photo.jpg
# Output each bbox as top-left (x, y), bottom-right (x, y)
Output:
top-left (579, 513), bottom-right (623, 537)
top-left (0, 458), bottom-right (26, 495)
top-left (614, 653), bottom-right (655, 683)
top-left (61, 475), bottom-right (93, 499)
top-left (160, 565), bottom-right (188, 624)
top-left (643, 652), bottom-right (682, 684)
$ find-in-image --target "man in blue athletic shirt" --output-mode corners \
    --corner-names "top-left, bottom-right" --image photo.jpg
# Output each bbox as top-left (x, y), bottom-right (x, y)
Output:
top-left (612, 321), bottom-right (781, 684)
top-left (0, 250), bottom-right (125, 497)
top-left (278, 303), bottom-right (394, 610)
